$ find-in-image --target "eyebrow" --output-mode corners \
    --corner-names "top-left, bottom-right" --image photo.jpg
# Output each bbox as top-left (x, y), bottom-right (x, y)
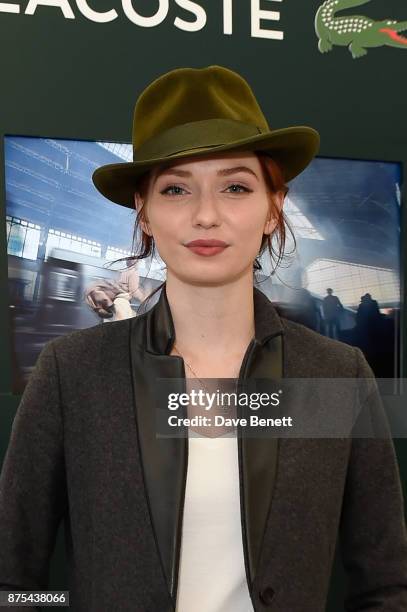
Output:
top-left (156, 165), bottom-right (259, 180)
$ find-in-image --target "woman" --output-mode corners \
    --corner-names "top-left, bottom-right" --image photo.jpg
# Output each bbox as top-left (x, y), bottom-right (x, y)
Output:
top-left (1, 65), bottom-right (407, 612)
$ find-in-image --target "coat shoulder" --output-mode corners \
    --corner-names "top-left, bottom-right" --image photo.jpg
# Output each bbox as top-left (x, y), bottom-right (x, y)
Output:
top-left (47, 317), bottom-right (134, 357)
top-left (278, 315), bottom-right (362, 377)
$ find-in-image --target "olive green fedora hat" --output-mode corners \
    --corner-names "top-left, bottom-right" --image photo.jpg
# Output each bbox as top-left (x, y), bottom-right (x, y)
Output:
top-left (92, 65), bottom-right (320, 208)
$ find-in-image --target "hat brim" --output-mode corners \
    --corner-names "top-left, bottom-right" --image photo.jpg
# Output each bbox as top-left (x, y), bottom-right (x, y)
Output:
top-left (92, 126), bottom-right (320, 208)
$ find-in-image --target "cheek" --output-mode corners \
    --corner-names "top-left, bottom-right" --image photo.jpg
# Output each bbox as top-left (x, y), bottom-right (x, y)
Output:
top-left (146, 210), bottom-right (183, 257)
top-left (146, 205), bottom-right (173, 235)
top-left (235, 203), bottom-right (269, 239)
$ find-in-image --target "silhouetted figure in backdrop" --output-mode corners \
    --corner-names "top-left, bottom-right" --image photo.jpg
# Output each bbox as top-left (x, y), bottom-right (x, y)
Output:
top-left (356, 293), bottom-right (381, 331)
top-left (322, 288), bottom-right (343, 339)
top-left (354, 293), bottom-right (385, 374)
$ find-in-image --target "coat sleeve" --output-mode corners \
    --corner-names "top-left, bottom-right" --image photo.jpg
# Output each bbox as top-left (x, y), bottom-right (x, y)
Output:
top-left (0, 340), bottom-right (68, 611)
top-left (339, 346), bottom-right (407, 610)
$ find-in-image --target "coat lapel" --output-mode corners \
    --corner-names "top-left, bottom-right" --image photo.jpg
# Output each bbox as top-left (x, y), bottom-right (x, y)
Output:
top-left (129, 283), bottom-right (284, 605)
top-left (238, 332), bottom-right (283, 592)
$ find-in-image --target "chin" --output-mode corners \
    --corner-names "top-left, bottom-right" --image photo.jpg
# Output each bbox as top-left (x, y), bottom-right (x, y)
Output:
top-left (170, 266), bottom-right (250, 287)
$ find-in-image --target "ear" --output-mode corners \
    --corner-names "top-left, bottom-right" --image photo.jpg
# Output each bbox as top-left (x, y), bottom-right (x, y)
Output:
top-left (264, 190), bottom-right (285, 235)
top-left (134, 192), bottom-right (152, 236)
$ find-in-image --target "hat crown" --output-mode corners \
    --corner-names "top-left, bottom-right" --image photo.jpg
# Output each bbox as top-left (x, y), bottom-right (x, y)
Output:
top-left (132, 65), bottom-right (270, 152)
top-left (92, 64), bottom-right (320, 208)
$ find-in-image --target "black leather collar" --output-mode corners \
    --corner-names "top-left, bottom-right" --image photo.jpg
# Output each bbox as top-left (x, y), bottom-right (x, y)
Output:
top-left (140, 283), bottom-right (285, 355)
top-left (129, 283), bottom-right (284, 608)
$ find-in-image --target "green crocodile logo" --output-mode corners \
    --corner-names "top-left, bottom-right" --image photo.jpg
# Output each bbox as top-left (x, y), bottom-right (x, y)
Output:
top-left (315, 0), bottom-right (407, 58)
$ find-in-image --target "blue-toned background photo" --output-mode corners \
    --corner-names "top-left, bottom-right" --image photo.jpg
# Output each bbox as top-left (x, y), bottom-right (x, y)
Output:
top-left (4, 135), bottom-right (402, 392)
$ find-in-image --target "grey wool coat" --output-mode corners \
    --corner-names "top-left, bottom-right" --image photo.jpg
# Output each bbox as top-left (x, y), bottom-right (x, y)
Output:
top-left (1, 284), bottom-right (407, 611)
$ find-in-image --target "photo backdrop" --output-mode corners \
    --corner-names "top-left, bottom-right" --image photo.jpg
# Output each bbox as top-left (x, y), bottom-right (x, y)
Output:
top-left (3, 135), bottom-right (402, 394)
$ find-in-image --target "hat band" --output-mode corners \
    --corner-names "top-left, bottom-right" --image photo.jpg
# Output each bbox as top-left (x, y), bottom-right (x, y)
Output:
top-left (133, 118), bottom-right (266, 162)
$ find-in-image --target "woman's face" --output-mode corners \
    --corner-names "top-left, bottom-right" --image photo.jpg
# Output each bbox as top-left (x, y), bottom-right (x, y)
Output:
top-left (134, 150), bottom-right (285, 286)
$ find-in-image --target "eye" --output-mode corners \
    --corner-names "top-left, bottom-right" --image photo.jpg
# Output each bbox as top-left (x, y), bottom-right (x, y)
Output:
top-left (225, 183), bottom-right (252, 193)
top-left (160, 184), bottom-right (187, 196)
top-left (159, 183), bottom-right (252, 196)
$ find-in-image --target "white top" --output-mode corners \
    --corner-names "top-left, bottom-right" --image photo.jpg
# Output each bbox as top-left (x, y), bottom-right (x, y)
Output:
top-left (175, 430), bottom-right (255, 612)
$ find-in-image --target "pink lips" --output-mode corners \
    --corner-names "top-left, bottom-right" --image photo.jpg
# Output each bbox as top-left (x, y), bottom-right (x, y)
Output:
top-left (185, 239), bottom-right (229, 257)
top-left (186, 239), bottom-right (228, 247)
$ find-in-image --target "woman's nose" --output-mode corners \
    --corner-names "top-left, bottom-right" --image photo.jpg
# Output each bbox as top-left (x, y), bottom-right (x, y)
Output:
top-left (191, 192), bottom-right (221, 226)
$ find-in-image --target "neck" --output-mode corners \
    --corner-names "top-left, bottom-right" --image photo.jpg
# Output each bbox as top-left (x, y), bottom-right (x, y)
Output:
top-left (165, 272), bottom-right (256, 362)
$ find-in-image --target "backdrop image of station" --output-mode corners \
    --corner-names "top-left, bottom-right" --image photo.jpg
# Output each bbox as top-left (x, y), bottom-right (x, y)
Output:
top-left (4, 135), bottom-right (402, 393)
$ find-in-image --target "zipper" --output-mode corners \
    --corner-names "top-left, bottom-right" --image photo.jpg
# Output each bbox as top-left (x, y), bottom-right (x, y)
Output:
top-left (172, 357), bottom-right (188, 611)
top-left (236, 338), bottom-right (259, 602)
